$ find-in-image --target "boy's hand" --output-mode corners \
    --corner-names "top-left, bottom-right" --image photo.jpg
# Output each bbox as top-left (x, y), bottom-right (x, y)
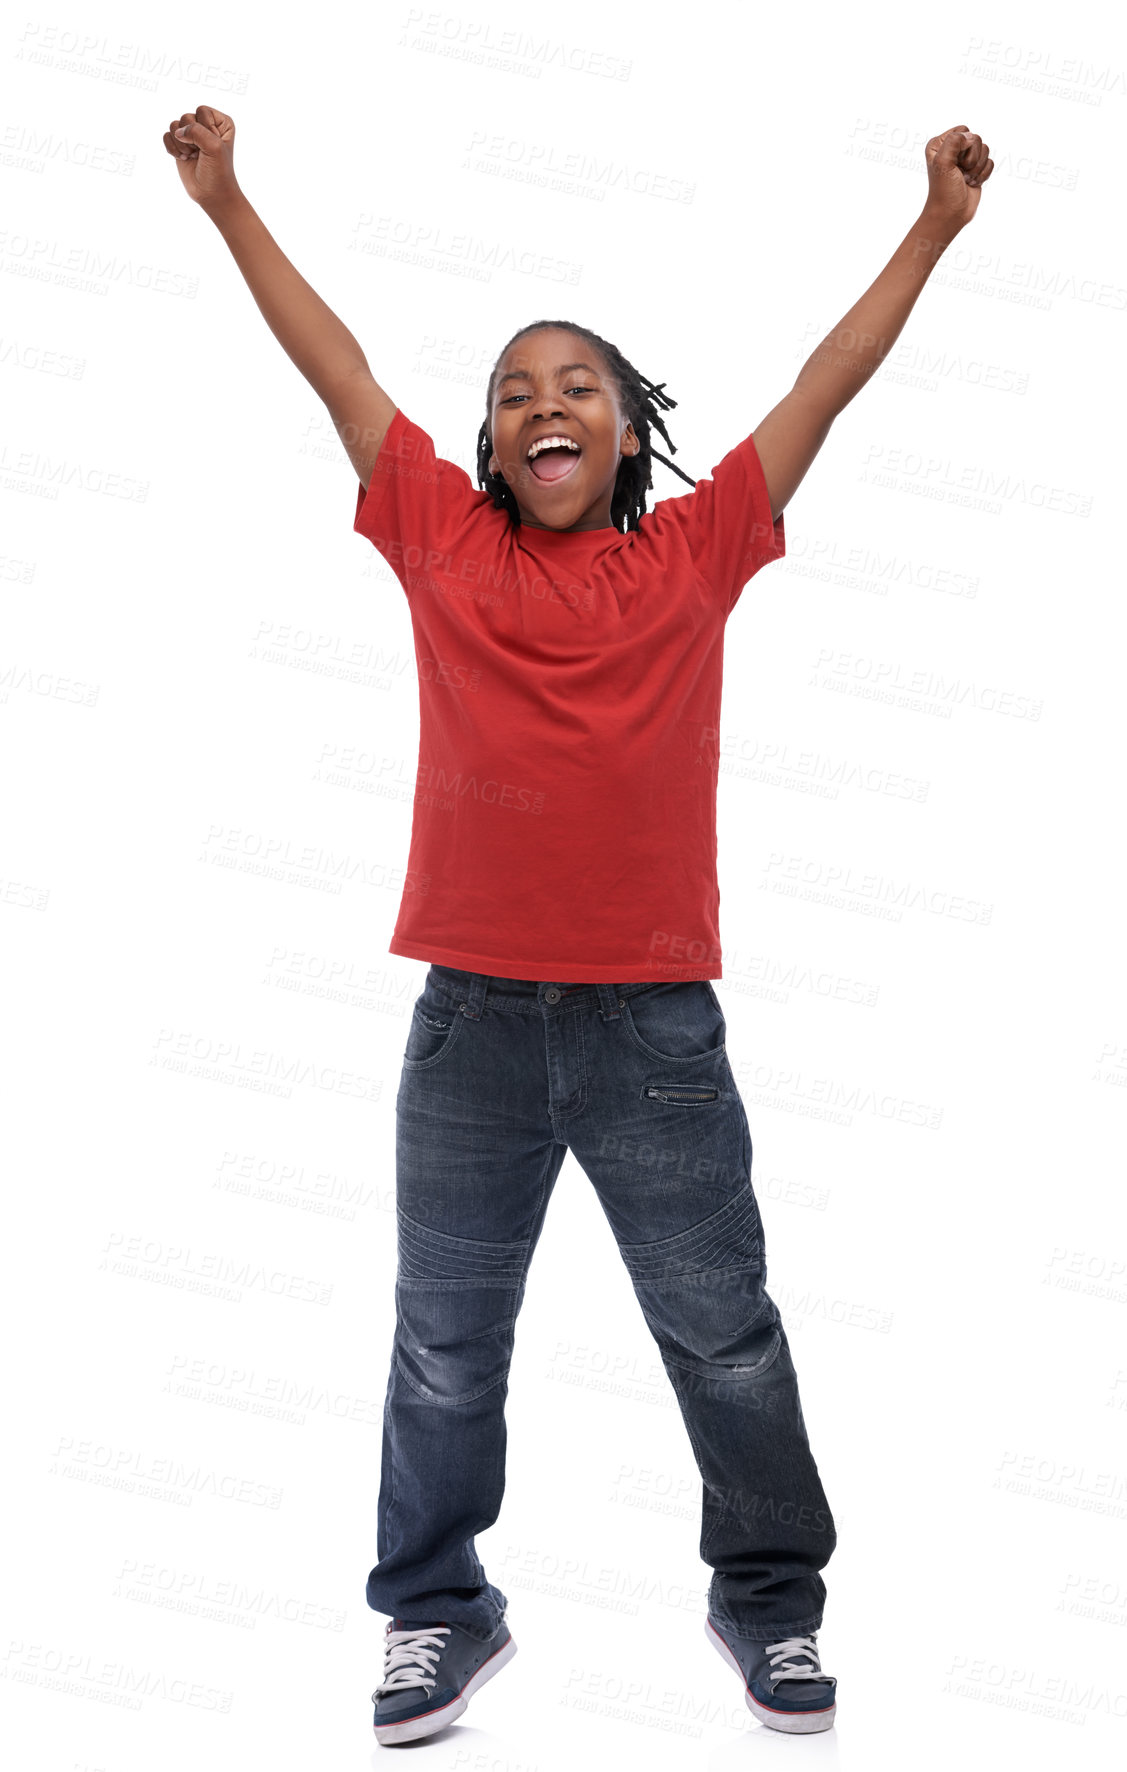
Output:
top-left (923, 125), bottom-right (993, 232)
top-left (163, 106), bottom-right (242, 211)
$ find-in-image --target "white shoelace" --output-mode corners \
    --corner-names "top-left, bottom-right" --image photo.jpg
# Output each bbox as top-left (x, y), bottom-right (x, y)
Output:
top-left (764, 1636), bottom-right (832, 1689)
top-left (373, 1624), bottom-right (451, 1697)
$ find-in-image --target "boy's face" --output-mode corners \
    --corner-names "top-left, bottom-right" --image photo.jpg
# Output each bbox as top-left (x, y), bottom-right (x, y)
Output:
top-left (487, 327), bottom-right (640, 531)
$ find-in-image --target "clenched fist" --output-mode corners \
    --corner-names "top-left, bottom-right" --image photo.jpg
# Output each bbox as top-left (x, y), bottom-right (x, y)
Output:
top-left (924, 125), bottom-right (994, 231)
top-left (163, 106), bottom-right (242, 212)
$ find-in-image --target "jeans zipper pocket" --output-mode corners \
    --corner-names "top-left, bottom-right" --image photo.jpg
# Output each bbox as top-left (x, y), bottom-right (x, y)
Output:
top-left (644, 1085), bottom-right (720, 1104)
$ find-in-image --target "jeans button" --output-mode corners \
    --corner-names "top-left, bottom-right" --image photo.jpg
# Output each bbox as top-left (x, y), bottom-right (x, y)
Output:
top-left (543, 987), bottom-right (561, 1004)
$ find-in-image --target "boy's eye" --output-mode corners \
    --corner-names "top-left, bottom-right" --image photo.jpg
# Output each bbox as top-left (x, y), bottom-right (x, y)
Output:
top-left (502, 386), bottom-right (594, 404)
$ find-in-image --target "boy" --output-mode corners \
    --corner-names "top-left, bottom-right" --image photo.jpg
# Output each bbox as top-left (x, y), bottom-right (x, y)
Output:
top-left (164, 108), bottom-right (993, 1740)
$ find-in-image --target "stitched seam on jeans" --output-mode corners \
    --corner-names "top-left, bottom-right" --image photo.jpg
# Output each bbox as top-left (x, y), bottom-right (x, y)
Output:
top-left (670, 1375), bottom-right (723, 1561)
top-left (394, 1303), bottom-right (517, 1358)
top-left (397, 1208), bottom-right (530, 1281)
top-left (393, 1351), bottom-right (509, 1408)
top-left (505, 1142), bottom-right (561, 1336)
top-left (397, 1253), bottom-right (528, 1282)
top-left (619, 1187), bottom-right (755, 1258)
top-left (380, 1377), bottom-right (398, 1571)
top-left (660, 1327), bottom-right (782, 1383)
top-left (712, 1612), bottom-right (828, 1642)
top-left (617, 1191), bottom-right (760, 1281)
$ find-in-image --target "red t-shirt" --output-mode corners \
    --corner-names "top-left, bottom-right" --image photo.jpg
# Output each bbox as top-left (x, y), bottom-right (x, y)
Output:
top-left (353, 408), bottom-right (785, 982)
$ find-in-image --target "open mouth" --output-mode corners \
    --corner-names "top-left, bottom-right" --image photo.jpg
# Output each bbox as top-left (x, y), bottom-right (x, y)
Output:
top-left (527, 443), bottom-right (582, 485)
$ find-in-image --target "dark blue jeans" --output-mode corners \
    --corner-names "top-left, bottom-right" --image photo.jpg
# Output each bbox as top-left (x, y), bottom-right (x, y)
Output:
top-left (368, 967), bottom-right (836, 1642)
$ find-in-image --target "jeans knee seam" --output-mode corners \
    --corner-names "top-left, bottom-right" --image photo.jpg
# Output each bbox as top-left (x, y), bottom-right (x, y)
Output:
top-left (394, 1352), bottom-right (509, 1408)
top-left (660, 1327), bottom-right (782, 1384)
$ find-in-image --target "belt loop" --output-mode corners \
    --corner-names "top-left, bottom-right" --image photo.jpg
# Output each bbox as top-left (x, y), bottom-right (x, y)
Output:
top-left (597, 982), bottom-right (623, 1021)
top-left (457, 973), bottom-right (488, 1021)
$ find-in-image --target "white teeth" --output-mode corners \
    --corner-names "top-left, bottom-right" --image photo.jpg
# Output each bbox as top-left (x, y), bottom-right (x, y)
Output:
top-left (527, 436), bottom-right (581, 461)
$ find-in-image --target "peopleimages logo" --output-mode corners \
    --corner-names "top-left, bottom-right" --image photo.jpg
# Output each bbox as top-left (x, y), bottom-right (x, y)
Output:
top-left (348, 216), bottom-right (583, 286)
top-left (413, 763), bottom-right (545, 815)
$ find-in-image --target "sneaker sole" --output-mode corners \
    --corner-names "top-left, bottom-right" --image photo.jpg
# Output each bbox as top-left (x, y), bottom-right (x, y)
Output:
top-left (373, 1633), bottom-right (517, 1745)
top-left (705, 1618), bottom-right (836, 1735)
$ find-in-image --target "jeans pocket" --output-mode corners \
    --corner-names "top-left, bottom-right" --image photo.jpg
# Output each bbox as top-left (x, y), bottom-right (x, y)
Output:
top-left (620, 980), bottom-right (726, 1064)
top-left (402, 989), bottom-right (464, 1070)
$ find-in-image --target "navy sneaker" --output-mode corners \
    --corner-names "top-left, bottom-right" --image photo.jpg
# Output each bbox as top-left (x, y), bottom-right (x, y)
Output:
top-left (706, 1616), bottom-right (837, 1734)
top-left (372, 1616), bottom-right (516, 1745)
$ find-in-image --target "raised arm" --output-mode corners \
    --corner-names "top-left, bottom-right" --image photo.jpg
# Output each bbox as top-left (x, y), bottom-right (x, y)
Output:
top-left (752, 125), bottom-right (994, 524)
top-left (164, 106), bottom-right (397, 488)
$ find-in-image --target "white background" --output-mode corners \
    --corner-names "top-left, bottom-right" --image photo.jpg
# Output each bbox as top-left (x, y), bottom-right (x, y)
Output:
top-left (3, 1), bottom-right (1125, 1767)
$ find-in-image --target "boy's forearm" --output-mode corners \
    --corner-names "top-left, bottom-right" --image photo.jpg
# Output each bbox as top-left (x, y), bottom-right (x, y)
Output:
top-left (204, 194), bottom-right (370, 397)
top-left (793, 206), bottom-right (961, 418)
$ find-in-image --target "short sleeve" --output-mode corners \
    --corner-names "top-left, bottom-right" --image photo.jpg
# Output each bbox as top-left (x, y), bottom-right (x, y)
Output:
top-left (352, 408), bottom-right (481, 596)
top-left (647, 429), bottom-right (785, 616)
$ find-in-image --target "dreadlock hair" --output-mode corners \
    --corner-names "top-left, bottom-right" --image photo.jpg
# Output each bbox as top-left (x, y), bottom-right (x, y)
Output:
top-left (475, 320), bottom-right (697, 534)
